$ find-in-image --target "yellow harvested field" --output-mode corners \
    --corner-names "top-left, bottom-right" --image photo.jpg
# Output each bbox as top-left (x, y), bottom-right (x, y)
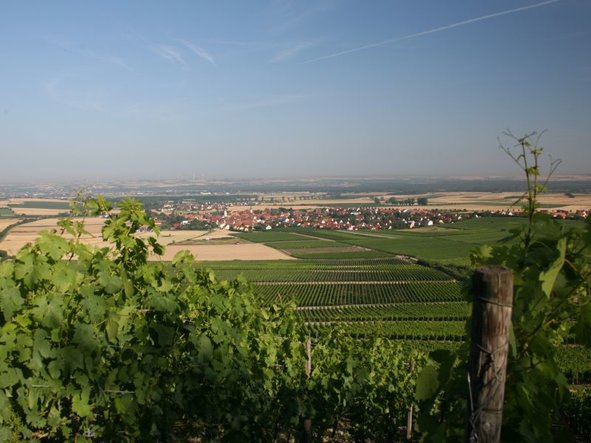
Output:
top-left (139, 229), bottom-right (238, 246)
top-left (421, 192), bottom-right (591, 211)
top-left (8, 208), bottom-right (68, 216)
top-left (0, 217), bottom-right (110, 255)
top-left (0, 219), bottom-right (21, 232)
top-left (149, 230), bottom-right (208, 245)
top-left (228, 198), bottom-right (373, 211)
top-left (0, 219), bottom-right (288, 261)
top-left (151, 243), bottom-right (295, 261)
top-left (229, 192), bottom-right (590, 212)
top-left (4, 198), bottom-right (67, 204)
top-left (0, 198), bottom-right (70, 216)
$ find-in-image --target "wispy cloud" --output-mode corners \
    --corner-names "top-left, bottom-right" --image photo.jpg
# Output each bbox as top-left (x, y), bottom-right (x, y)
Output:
top-left (44, 34), bottom-right (131, 70)
top-left (304, 0), bottom-right (561, 63)
top-left (268, 0), bottom-right (337, 33)
top-left (45, 75), bottom-right (105, 112)
top-left (223, 93), bottom-right (311, 111)
top-left (114, 99), bottom-right (189, 121)
top-left (92, 53), bottom-right (130, 70)
top-left (150, 44), bottom-right (186, 65)
top-left (269, 42), bottom-right (315, 63)
top-left (45, 74), bottom-right (188, 120)
top-left (177, 39), bottom-right (216, 66)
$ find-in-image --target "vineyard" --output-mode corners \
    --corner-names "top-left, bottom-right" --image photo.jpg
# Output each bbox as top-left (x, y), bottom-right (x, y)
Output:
top-left (203, 247), bottom-right (591, 384)
top-left (204, 258), bottom-right (469, 340)
top-left (1, 195), bottom-right (589, 441)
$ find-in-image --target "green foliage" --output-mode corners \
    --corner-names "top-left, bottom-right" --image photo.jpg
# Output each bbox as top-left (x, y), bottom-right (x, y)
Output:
top-left (305, 331), bottom-right (425, 441)
top-left (0, 196), bottom-right (428, 441)
top-left (471, 211), bottom-right (590, 442)
top-left (415, 133), bottom-right (591, 442)
top-left (558, 388), bottom-right (591, 440)
top-left (0, 196), bottom-right (307, 440)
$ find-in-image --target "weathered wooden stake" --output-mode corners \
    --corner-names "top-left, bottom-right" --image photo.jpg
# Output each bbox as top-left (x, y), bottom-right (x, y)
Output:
top-left (303, 338), bottom-right (313, 443)
top-left (406, 360), bottom-right (415, 441)
top-left (305, 338), bottom-right (312, 378)
top-left (466, 266), bottom-right (513, 443)
top-left (406, 404), bottom-right (414, 441)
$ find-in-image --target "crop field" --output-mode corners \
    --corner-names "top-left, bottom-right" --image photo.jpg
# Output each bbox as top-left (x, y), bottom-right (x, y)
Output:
top-left (227, 191), bottom-right (591, 212)
top-left (214, 265), bottom-right (453, 282)
top-left (254, 281), bottom-right (462, 305)
top-left (7, 200), bottom-right (70, 210)
top-left (298, 301), bottom-right (469, 321)
top-left (306, 320), bottom-right (467, 340)
top-left (1, 198), bottom-right (71, 216)
top-left (0, 218), bottom-right (21, 233)
top-left (234, 230), bottom-right (385, 259)
top-left (0, 207), bottom-right (16, 217)
top-left (0, 218), bottom-right (290, 261)
top-left (233, 217), bottom-right (532, 265)
top-left (235, 231), bottom-right (314, 243)
top-left (203, 258), bottom-right (468, 342)
top-left (202, 257), bottom-right (591, 382)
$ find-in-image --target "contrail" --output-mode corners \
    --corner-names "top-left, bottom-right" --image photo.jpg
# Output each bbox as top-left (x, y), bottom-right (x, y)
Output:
top-left (304, 0), bottom-right (561, 64)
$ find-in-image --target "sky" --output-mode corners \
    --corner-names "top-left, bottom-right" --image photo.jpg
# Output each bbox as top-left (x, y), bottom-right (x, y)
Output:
top-left (1, 0), bottom-right (590, 182)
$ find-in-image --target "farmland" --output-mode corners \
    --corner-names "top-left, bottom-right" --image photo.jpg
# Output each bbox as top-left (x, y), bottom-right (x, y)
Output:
top-left (233, 216), bottom-right (530, 265)
top-left (204, 257), bottom-right (468, 342)
top-left (202, 255), bottom-right (591, 382)
top-left (0, 195), bottom-right (589, 440)
top-left (202, 215), bottom-right (591, 383)
top-left (1, 209), bottom-right (589, 382)
top-left (0, 198), bottom-right (70, 216)
top-left (0, 218), bottom-right (292, 261)
top-left (0, 208), bottom-right (16, 217)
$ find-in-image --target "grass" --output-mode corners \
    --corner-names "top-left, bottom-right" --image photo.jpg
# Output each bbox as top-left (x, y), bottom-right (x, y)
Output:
top-left (264, 240), bottom-right (335, 249)
top-left (266, 217), bottom-right (540, 265)
top-left (176, 237), bottom-right (248, 245)
top-left (287, 249), bottom-right (389, 259)
top-left (8, 200), bottom-right (70, 210)
top-left (227, 217), bottom-right (585, 265)
top-left (234, 231), bottom-right (311, 243)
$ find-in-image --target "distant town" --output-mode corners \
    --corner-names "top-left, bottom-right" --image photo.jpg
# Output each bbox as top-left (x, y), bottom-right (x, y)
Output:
top-left (151, 199), bottom-right (589, 232)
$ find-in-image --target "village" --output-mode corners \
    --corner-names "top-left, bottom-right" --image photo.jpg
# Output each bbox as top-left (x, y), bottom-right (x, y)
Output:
top-left (149, 198), bottom-right (590, 233)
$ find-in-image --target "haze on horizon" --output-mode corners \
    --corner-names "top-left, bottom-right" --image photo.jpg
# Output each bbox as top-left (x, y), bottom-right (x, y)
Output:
top-left (1, 0), bottom-right (590, 182)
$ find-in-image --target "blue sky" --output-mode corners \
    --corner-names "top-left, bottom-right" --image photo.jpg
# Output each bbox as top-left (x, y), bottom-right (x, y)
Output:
top-left (1, 0), bottom-right (589, 182)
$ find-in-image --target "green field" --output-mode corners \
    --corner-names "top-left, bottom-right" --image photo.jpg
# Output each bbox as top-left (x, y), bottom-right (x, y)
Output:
top-left (203, 216), bottom-right (591, 383)
top-left (202, 258), bottom-right (467, 340)
top-left (234, 231), bottom-right (312, 243)
top-left (8, 200), bottom-right (70, 210)
top-left (0, 207), bottom-right (15, 217)
top-left (231, 217), bottom-right (532, 265)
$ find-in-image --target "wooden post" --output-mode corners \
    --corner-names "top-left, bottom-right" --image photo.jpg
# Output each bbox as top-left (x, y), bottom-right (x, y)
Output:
top-left (466, 266), bottom-right (513, 443)
top-left (406, 360), bottom-right (415, 441)
top-left (305, 338), bottom-right (312, 378)
top-left (303, 338), bottom-right (313, 443)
